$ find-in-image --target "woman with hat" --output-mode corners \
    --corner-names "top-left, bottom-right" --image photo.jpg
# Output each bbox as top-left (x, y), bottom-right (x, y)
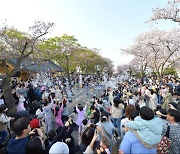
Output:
top-left (156, 108), bottom-right (168, 125)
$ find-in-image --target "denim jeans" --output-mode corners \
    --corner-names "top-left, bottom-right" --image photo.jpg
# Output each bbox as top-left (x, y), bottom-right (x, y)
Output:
top-left (112, 117), bottom-right (121, 136)
top-left (0, 131), bottom-right (7, 145)
top-left (158, 95), bottom-right (163, 104)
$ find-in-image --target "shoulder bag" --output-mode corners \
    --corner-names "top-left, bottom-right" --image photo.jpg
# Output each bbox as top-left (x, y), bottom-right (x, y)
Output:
top-left (157, 125), bottom-right (171, 154)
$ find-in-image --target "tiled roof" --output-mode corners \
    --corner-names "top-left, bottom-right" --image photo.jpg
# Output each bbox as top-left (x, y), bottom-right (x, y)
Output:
top-left (8, 59), bottom-right (63, 72)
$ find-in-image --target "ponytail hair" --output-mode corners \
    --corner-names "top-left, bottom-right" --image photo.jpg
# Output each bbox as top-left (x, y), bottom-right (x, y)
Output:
top-left (100, 111), bottom-right (109, 123)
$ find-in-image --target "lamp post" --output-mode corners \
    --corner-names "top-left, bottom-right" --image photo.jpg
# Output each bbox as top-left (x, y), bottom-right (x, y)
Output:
top-left (76, 66), bottom-right (82, 88)
top-left (96, 65), bottom-right (100, 77)
top-left (103, 68), bottom-right (107, 82)
top-left (66, 53), bottom-right (70, 81)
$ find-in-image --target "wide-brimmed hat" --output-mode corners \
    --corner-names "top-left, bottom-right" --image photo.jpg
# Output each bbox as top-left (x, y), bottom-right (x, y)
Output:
top-left (169, 102), bottom-right (178, 110)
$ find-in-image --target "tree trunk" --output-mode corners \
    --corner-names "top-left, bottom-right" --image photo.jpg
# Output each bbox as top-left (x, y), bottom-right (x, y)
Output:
top-left (140, 65), bottom-right (145, 78)
top-left (157, 72), bottom-right (163, 81)
top-left (140, 70), bottom-right (144, 78)
top-left (1, 60), bottom-right (16, 116)
top-left (1, 75), bottom-right (16, 116)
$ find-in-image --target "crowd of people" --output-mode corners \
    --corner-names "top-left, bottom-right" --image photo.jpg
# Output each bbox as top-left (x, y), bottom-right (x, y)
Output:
top-left (0, 72), bottom-right (180, 154)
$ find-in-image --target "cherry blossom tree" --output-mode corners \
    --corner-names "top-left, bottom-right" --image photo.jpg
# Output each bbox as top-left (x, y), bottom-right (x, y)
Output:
top-left (0, 21), bottom-right (54, 114)
top-left (121, 41), bottom-right (151, 77)
top-left (116, 64), bottom-right (132, 74)
top-left (147, 29), bottom-right (180, 79)
top-left (122, 29), bottom-right (180, 80)
top-left (150, 0), bottom-right (180, 24)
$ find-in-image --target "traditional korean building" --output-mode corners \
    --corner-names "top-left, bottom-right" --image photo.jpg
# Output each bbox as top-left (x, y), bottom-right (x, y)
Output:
top-left (0, 59), bottom-right (63, 81)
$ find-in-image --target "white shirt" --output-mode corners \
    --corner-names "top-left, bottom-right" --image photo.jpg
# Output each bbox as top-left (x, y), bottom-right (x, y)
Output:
top-left (129, 99), bottom-right (135, 106)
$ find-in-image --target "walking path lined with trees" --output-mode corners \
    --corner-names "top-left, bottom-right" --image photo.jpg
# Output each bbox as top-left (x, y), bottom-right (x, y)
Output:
top-left (0, 0), bottom-right (180, 154)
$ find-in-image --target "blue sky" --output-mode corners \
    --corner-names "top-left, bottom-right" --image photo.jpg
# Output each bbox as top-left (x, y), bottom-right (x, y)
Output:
top-left (0, 0), bottom-right (178, 67)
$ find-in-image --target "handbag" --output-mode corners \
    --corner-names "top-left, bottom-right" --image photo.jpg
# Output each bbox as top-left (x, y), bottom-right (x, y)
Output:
top-left (157, 125), bottom-right (171, 154)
